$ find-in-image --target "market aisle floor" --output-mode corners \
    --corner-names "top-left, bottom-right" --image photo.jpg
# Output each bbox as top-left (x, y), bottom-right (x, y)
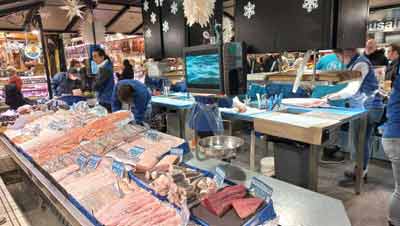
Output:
top-left (233, 145), bottom-right (394, 226)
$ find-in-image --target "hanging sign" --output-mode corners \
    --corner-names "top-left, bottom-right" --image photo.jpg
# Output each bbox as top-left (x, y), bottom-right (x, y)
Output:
top-left (24, 43), bottom-right (42, 60)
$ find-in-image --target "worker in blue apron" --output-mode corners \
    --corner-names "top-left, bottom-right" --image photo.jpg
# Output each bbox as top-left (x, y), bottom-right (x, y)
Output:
top-left (325, 49), bottom-right (384, 181)
top-left (111, 79), bottom-right (152, 125)
top-left (382, 65), bottom-right (400, 226)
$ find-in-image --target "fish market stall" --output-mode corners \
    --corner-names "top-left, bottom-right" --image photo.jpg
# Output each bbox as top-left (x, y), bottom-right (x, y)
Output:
top-left (0, 102), bottom-right (353, 226)
top-left (150, 92), bottom-right (368, 193)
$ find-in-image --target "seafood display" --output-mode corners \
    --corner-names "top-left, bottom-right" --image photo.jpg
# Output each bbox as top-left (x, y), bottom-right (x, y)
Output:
top-left (1, 104), bottom-right (274, 226)
top-left (147, 165), bottom-right (217, 206)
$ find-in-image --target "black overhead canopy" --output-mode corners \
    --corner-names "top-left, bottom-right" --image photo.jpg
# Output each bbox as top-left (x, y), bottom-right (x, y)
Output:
top-left (0, 0), bottom-right (143, 34)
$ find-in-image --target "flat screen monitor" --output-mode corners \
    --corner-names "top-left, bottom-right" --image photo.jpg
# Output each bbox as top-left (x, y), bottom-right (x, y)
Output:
top-left (184, 45), bottom-right (223, 94)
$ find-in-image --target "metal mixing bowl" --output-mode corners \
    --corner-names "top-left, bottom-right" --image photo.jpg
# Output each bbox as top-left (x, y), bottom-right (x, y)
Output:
top-left (197, 135), bottom-right (244, 159)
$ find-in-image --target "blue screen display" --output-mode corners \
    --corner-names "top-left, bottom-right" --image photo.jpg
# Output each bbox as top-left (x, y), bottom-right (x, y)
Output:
top-left (186, 54), bottom-right (220, 86)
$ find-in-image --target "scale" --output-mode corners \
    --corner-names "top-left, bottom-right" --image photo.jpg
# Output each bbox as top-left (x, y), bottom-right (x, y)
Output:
top-left (196, 135), bottom-right (247, 181)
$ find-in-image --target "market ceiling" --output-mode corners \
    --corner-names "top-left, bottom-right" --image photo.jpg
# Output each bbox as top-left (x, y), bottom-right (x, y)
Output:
top-left (0, 0), bottom-right (397, 35)
top-left (0, 0), bottom-right (143, 35)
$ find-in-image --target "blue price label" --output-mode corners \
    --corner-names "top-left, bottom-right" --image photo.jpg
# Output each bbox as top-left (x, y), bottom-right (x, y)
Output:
top-left (170, 148), bottom-right (184, 161)
top-left (112, 160), bottom-right (125, 178)
top-left (87, 154), bottom-right (102, 169)
top-left (129, 146), bottom-right (145, 160)
top-left (170, 148), bottom-right (184, 156)
top-left (213, 167), bottom-right (226, 189)
top-left (76, 154), bottom-right (88, 169)
top-left (249, 177), bottom-right (273, 201)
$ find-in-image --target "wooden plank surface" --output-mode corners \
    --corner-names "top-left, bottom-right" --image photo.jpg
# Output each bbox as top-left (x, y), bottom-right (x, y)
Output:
top-left (254, 112), bottom-right (340, 145)
top-left (255, 70), bottom-right (362, 82)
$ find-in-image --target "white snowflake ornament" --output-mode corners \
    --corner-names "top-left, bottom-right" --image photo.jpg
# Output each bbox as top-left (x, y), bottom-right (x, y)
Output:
top-left (303, 0), bottom-right (318, 13)
top-left (150, 12), bottom-right (157, 24)
top-left (155, 0), bottom-right (164, 7)
top-left (145, 28), bottom-right (152, 38)
top-left (143, 0), bottom-right (149, 12)
top-left (243, 1), bottom-right (255, 19)
top-left (223, 16), bottom-right (234, 43)
top-left (163, 21), bottom-right (169, 33)
top-left (171, 1), bottom-right (178, 15)
top-left (183, 0), bottom-right (216, 27)
top-left (60, 0), bottom-right (85, 21)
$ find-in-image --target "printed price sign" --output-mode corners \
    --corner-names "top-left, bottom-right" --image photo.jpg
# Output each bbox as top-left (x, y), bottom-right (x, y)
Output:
top-left (112, 160), bottom-right (125, 178)
top-left (76, 154), bottom-right (88, 170)
top-left (213, 167), bottom-right (226, 189)
top-left (249, 177), bottom-right (273, 201)
top-left (87, 154), bottom-right (102, 169)
top-left (170, 148), bottom-right (184, 162)
top-left (129, 146), bottom-right (145, 161)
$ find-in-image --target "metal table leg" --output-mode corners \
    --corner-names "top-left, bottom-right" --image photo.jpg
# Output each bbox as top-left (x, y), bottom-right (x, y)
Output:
top-left (355, 114), bottom-right (367, 195)
top-left (250, 129), bottom-right (256, 171)
top-left (308, 145), bottom-right (320, 191)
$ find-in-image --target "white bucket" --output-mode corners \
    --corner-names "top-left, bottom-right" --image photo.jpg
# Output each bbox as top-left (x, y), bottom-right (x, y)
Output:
top-left (260, 157), bottom-right (275, 176)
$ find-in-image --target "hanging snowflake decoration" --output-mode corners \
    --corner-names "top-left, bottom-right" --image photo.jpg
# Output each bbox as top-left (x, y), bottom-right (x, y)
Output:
top-left (223, 16), bottom-right (234, 43)
top-left (303, 0), bottom-right (318, 13)
top-left (60, 0), bottom-right (85, 21)
top-left (145, 28), bottom-right (152, 38)
top-left (183, 0), bottom-right (216, 27)
top-left (171, 1), bottom-right (178, 15)
top-left (143, 0), bottom-right (149, 12)
top-left (150, 12), bottom-right (157, 24)
top-left (243, 1), bottom-right (255, 19)
top-left (162, 21), bottom-right (169, 33)
top-left (155, 0), bottom-right (164, 7)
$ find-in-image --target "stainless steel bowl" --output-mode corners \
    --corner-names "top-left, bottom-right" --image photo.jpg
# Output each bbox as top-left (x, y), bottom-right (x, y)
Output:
top-left (197, 135), bottom-right (244, 159)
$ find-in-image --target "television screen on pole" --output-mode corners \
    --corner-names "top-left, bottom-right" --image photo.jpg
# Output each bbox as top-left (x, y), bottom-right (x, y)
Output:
top-left (184, 45), bottom-right (223, 94)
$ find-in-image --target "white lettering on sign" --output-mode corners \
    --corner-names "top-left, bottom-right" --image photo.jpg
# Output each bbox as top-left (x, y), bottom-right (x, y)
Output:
top-left (368, 19), bottom-right (400, 32)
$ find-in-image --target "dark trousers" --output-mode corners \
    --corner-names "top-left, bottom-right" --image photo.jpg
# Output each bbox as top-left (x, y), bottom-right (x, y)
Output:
top-left (99, 102), bottom-right (112, 113)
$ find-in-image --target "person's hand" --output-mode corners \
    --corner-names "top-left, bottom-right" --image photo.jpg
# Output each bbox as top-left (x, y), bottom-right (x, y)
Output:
top-left (72, 89), bottom-right (83, 96)
top-left (322, 93), bottom-right (341, 101)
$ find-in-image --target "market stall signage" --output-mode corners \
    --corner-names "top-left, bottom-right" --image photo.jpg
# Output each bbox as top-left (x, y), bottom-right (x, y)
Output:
top-left (129, 146), bottom-right (145, 161)
top-left (87, 154), bottom-right (102, 169)
top-left (112, 160), bottom-right (125, 178)
top-left (368, 18), bottom-right (400, 32)
top-left (213, 167), bottom-right (226, 189)
top-left (24, 43), bottom-right (42, 60)
top-left (76, 154), bottom-right (88, 170)
top-left (249, 177), bottom-right (273, 201)
top-left (170, 148), bottom-right (184, 162)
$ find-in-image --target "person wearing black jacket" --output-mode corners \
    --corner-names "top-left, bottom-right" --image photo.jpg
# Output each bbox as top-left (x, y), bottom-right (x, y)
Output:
top-left (386, 43), bottom-right (400, 86)
top-left (364, 39), bottom-right (389, 66)
top-left (117, 59), bottom-right (134, 81)
top-left (5, 84), bottom-right (26, 110)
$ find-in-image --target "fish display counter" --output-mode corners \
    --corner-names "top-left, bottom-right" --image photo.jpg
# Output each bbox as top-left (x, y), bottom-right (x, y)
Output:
top-left (0, 102), bottom-right (351, 226)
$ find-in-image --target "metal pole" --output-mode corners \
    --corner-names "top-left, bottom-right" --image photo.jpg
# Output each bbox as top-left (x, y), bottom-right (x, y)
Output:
top-left (89, 2), bottom-right (96, 45)
top-left (312, 50), bottom-right (317, 88)
top-left (36, 14), bottom-right (53, 99)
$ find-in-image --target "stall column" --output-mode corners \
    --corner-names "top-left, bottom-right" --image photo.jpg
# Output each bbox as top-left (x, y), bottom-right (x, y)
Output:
top-left (35, 14), bottom-right (53, 99)
top-left (355, 114), bottom-right (368, 194)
